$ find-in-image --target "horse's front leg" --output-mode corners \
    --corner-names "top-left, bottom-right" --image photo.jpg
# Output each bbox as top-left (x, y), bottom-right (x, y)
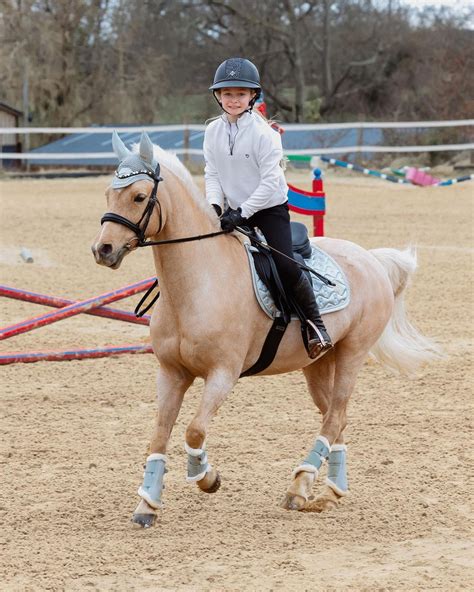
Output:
top-left (132, 365), bottom-right (194, 528)
top-left (185, 369), bottom-right (237, 493)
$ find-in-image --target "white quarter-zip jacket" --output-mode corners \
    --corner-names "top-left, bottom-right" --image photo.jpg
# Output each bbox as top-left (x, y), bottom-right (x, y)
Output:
top-left (203, 111), bottom-right (288, 219)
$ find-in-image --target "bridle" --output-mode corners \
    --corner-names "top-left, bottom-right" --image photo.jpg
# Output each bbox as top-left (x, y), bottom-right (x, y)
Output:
top-left (100, 163), bottom-right (226, 249)
top-left (100, 162), bottom-right (227, 317)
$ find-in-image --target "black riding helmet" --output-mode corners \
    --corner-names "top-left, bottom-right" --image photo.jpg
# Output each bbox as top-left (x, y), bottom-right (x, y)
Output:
top-left (210, 58), bottom-right (262, 111)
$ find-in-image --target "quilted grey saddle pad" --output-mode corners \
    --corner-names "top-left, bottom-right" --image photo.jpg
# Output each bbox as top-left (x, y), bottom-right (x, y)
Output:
top-left (245, 243), bottom-right (351, 319)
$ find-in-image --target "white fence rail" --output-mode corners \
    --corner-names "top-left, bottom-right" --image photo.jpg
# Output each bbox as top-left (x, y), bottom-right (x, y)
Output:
top-left (2, 144), bottom-right (474, 161)
top-left (1, 119), bottom-right (473, 161)
top-left (2, 119), bottom-right (474, 134)
top-left (0, 125), bottom-right (207, 134)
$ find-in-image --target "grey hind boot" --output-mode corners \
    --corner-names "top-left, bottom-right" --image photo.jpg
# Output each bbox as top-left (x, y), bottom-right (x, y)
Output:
top-left (293, 274), bottom-right (333, 359)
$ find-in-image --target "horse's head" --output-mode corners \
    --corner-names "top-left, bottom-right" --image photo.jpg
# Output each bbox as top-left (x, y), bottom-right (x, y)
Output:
top-left (92, 131), bottom-right (164, 269)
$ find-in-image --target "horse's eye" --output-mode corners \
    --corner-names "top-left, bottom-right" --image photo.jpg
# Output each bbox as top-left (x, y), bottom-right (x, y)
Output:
top-left (134, 194), bottom-right (146, 203)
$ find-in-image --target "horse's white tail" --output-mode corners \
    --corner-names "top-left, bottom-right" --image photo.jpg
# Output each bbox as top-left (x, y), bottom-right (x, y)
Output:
top-left (369, 247), bottom-right (442, 378)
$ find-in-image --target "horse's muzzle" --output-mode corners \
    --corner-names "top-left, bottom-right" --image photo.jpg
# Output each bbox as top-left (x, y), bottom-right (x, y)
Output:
top-left (91, 241), bottom-right (128, 269)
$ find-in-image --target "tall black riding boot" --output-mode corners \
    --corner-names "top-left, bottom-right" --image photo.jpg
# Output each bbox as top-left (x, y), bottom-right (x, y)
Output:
top-left (292, 274), bottom-right (333, 359)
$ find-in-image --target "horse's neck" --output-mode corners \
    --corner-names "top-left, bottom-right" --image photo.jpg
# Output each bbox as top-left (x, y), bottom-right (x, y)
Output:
top-left (151, 177), bottom-right (241, 305)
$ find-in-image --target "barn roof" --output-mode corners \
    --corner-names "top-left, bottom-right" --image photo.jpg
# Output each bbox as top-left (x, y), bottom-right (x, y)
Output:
top-left (30, 127), bottom-right (206, 166)
top-left (29, 126), bottom-right (381, 166)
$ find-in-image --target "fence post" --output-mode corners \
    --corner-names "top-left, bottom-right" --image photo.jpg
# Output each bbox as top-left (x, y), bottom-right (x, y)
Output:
top-left (312, 168), bottom-right (325, 237)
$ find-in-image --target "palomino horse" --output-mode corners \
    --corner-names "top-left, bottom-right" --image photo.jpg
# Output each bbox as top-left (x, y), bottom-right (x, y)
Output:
top-left (92, 133), bottom-right (439, 528)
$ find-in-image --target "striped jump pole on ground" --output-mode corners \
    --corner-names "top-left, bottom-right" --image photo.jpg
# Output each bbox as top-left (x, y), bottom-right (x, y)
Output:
top-left (0, 285), bottom-right (151, 326)
top-left (436, 174), bottom-right (474, 186)
top-left (320, 156), bottom-right (411, 184)
top-left (321, 156), bottom-right (474, 187)
top-left (0, 343), bottom-right (154, 365)
top-left (0, 277), bottom-right (156, 341)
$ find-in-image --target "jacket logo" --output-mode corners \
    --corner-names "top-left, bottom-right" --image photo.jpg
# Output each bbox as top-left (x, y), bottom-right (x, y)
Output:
top-left (245, 154), bottom-right (249, 158)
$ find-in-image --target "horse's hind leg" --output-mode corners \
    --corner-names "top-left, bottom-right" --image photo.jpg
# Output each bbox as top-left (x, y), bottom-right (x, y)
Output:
top-left (282, 349), bottom-right (335, 510)
top-left (185, 369), bottom-right (238, 494)
top-left (132, 365), bottom-right (193, 528)
top-left (304, 351), bottom-right (350, 513)
top-left (283, 344), bottom-right (366, 512)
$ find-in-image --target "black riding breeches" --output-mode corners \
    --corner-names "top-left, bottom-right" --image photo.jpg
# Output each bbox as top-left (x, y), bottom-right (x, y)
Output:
top-left (246, 202), bottom-right (302, 289)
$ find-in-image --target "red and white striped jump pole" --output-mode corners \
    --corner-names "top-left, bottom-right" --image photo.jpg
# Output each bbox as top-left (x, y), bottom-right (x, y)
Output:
top-left (0, 277), bottom-right (156, 341)
top-left (0, 343), bottom-right (154, 365)
top-left (0, 285), bottom-right (150, 326)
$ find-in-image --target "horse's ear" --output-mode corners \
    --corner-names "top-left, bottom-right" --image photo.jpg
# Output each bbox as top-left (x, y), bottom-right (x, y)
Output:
top-left (139, 132), bottom-right (154, 166)
top-left (112, 130), bottom-right (131, 161)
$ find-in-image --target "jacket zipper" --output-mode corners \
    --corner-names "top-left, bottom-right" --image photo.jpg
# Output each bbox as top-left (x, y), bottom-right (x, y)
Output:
top-left (228, 120), bottom-right (239, 156)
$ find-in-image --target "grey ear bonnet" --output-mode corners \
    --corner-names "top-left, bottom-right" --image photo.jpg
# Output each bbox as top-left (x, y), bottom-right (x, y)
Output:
top-left (112, 131), bottom-right (158, 189)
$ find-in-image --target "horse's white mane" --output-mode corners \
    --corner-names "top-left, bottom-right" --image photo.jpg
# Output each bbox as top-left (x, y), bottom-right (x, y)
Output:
top-left (153, 145), bottom-right (195, 187)
top-left (132, 142), bottom-right (211, 217)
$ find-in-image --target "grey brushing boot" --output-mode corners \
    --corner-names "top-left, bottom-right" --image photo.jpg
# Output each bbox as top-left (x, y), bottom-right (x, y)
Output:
top-left (293, 274), bottom-right (333, 359)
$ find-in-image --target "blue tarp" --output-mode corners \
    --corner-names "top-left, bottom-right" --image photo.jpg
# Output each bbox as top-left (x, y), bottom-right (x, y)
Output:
top-left (30, 126), bottom-right (383, 166)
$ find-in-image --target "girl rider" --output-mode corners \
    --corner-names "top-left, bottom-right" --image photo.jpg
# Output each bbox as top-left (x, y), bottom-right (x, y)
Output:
top-left (203, 57), bottom-right (332, 358)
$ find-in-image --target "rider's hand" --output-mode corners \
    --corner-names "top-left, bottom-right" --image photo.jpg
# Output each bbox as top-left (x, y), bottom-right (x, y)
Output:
top-left (220, 207), bottom-right (246, 232)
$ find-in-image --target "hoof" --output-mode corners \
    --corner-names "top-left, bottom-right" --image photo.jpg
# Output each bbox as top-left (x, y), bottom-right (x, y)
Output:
top-left (303, 487), bottom-right (342, 513)
top-left (281, 493), bottom-right (306, 511)
top-left (302, 497), bottom-right (337, 513)
top-left (131, 513), bottom-right (157, 529)
top-left (197, 470), bottom-right (221, 494)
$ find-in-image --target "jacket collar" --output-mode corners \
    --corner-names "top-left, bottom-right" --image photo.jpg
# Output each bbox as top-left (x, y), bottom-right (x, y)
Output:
top-left (220, 111), bottom-right (254, 129)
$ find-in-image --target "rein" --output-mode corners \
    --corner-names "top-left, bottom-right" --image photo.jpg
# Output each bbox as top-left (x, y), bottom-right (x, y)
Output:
top-left (138, 229), bottom-right (227, 247)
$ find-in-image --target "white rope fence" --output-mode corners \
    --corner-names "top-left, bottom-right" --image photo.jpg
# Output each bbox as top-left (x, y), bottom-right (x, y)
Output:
top-left (0, 125), bottom-right (207, 134)
top-left (2, 119), bottom-right (474, 134)
top-left (3, 144), bottom-right (474, 160)
top-left (1, 120), bottom-right (473, 160)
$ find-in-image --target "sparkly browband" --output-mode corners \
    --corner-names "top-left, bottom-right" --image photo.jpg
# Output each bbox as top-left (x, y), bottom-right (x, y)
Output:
top-left (115, 169), bottom-right (156, 180)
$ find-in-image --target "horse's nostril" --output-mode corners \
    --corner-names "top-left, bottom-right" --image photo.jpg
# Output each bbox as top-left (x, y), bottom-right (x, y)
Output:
top-left (98, 243), bottom-right (113, 257)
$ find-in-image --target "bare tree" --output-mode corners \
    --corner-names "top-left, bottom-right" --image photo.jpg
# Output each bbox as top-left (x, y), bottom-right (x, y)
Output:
top-left (194, 0), bottom-right (320, 121)
top-left (1, 0), bottom-right (471, 127)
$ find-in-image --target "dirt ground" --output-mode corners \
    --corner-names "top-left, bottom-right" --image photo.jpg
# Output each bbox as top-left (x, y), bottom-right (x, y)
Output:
top-left (0, 169), bottom-right (473, 591)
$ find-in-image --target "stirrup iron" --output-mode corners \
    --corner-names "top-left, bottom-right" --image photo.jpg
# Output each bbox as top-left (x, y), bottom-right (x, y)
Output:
top-left (307, 319), bottom-right (330, 347)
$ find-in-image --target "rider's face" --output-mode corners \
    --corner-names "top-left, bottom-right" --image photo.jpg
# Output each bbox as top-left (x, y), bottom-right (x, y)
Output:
top-left (218, 88), bottom-right (255, 117)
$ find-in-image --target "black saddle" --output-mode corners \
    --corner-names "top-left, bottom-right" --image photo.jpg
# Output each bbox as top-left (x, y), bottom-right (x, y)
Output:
top-left (290, 221), bottom-right (312, 258)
